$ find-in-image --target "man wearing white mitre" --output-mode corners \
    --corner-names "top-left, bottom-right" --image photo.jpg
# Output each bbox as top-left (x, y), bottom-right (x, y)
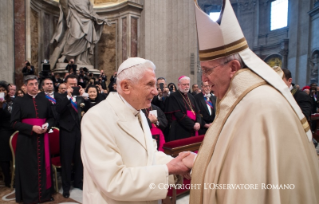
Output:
top-left (81, 57), bottom-right (194, 204)
top-left (187, 0), bottom-right (319, 204)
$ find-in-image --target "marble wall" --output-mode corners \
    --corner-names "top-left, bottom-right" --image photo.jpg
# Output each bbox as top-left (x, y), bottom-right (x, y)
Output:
top-left (140, 0), bottom-right (200, 86)
top-left (97, 23), bottom-right (117, 78)
top-left (14, 0), bottom-right (27, 86)
top-left (30, 8), bottom-right (39, 74)
top-left (0, 0), bottom-right (14, 83)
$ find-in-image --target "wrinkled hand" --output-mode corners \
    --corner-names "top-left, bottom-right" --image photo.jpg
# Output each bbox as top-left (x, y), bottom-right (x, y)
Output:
top-left (148, 113), bottom-right (157, 123)
top-left (32, 126), bottom-right (43, 134)
top-left (182, 152), bottom-right (196, 169)
top-left (194, 122), bottom-right (200, 131)
top-left (166, 152), bottom-right (191, 175)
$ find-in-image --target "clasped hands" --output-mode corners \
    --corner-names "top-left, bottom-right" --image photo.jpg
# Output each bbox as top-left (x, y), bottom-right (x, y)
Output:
top-left (166, 151), bottom-right (196, 180)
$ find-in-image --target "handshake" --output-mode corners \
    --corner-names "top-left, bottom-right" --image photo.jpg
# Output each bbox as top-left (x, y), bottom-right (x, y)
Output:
top-left (166, 151), bottom-right (196, 179)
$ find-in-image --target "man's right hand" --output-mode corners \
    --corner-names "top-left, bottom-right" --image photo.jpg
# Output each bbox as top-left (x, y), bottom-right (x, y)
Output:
top-left (166, 152), bottom-right (191, 175)
top-left (194, 122), bottom-right (200, 131)
top-left (67, 86), bottom-right (73, 97)
top-left (32, 126), bottom-right (43, 134)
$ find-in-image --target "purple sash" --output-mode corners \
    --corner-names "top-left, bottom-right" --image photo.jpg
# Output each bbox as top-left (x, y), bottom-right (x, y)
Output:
top-left (22, 118), bottom-right (51, 189)
top-left (45, 95), bottom-right (56, 104)
top-left (186, 110), bottom-right (198, 136)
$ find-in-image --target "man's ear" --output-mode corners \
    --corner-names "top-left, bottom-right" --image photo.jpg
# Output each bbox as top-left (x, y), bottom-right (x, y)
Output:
top-left (229, 60), bottom-right (241, 78)
top-left (120, 80), bottom-right (131, 94)
top-left (288, 78), bottom-right (293, 84)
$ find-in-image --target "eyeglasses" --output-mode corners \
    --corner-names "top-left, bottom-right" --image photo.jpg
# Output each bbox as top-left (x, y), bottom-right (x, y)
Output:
top-left (201, 60), bottom-right (232, 76)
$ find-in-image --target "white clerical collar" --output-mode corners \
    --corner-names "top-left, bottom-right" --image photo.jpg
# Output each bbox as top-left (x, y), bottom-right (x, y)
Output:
top-left (28, 93), bottom-right (37, 98)
top-left (117, 93), bottom-right (139, 116)
top-left (45, 91), bottom-right (54, 95)
top-left (289, 85), bottom-right (293, 91)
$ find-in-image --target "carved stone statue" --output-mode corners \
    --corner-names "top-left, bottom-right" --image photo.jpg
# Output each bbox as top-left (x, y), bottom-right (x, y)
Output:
top-left (310, 51), bottom-right (319, 83)
top-left (50, 0), bottom-right (110, 69)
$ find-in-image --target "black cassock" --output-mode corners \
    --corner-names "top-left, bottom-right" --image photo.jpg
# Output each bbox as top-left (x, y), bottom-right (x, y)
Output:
top-left (11, 94), bottom-right (54, 203)
top-left (165, 90), bottom-right (201, 141)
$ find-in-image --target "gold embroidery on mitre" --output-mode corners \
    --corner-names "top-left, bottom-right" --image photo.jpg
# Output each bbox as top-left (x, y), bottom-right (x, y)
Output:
top-left (199, 38), bottom-right (249, 61)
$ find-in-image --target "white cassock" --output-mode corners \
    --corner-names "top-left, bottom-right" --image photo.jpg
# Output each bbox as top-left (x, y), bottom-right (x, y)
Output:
top-left (81, 92), bottom-right (176, 204)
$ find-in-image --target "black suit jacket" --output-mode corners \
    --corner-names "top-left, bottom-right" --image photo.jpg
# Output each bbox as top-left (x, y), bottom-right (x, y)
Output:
top-left (194, 92), bottom-right (216, 134)
top-left (142, 104), bottom-right (168, 132)
top-left (39, 92), bottom-right (61, 127)
top-left (56, 93), bottom-right (84, 132)
top-left (152, 95), bottom-right (166, 112)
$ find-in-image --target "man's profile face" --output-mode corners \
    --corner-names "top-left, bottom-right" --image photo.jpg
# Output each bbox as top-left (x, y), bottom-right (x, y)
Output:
top-left (311, 83), bottom-right (317, 91)
top-left (26, 79), bottom-right (38, 95)
top-left (157, 79), bottom-right (166, 89)
top-left (201, 59), bottom-right (233, 99)
top-left (8, 85), bottom-right (16, 97)
top-left (58, 84), bottom-right (67, 94)
top-left (201, 82), bottom-right (210, 94)
top-left (192, 84), bottom-right (199, 92)
top-left (130, 69), bottom-right (158, 110)
top-left (66, 78), bottom-right (77, 88)
top-left (178, 79), bottom-right (190, 94)
top-left (42, 79), bottom-right (54, 93)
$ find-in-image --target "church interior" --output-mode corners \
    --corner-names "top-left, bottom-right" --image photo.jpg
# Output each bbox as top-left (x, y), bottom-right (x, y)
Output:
top-left (1, 0), bottom-right (319, 203)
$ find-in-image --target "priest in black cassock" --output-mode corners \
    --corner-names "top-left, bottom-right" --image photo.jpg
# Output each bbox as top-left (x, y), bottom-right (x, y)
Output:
top-left (165, 76), bottom-right (201, 141)
top-left (11, 75), bottom-right (54, 203)
top-left (194, 81), bottom-right (216, 135)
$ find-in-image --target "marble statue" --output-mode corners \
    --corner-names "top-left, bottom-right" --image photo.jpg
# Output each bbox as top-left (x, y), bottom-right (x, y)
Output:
top-left (50, 0), bottom-right (110, 68)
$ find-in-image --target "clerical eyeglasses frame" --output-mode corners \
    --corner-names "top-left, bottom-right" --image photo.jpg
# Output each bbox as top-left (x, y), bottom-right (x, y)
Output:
top-left (201, 60), bottom-right (232, 76)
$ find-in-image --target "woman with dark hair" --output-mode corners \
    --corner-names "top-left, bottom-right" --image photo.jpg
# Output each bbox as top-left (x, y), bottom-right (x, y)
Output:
top-left (16, 89), bottom-right (25, 97)
top-left (167, 82), bottom-right (177, 93)
top-left (0, 81), bottom-right (14, 187)
top-left (83, 85), bottom-right (105, 113)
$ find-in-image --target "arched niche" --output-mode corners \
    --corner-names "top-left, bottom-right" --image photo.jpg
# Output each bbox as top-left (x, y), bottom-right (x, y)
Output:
top-left (264, 54), bottom-right (283, 68)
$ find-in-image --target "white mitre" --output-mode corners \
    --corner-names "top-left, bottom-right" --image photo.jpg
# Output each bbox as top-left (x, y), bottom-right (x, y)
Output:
top-left (194, 0), bottom-right (312, 141)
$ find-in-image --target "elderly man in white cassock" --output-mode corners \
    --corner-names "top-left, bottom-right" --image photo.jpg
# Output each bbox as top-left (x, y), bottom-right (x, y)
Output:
top-left (81, 57), bottom-right (193, 204)
top-left (184, 0), bottom-right (319, 204)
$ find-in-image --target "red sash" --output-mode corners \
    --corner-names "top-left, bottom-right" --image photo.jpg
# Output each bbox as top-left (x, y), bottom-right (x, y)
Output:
top-left (22, 118), bottom-right (51, 189)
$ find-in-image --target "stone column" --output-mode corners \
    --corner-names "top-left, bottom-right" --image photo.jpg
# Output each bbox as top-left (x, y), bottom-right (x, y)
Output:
top-left (14, 0), bottom-right (27, 88)
top-left (0, 0), bottom-right (15, 83)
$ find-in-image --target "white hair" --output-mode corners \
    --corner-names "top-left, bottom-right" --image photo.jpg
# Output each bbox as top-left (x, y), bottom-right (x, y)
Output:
top-left (116, 60), bottom-right (156, 92)
top-left (178, 76), bottom-right (190, 83)
top-left (221, 53), bottom-right (245, 68)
